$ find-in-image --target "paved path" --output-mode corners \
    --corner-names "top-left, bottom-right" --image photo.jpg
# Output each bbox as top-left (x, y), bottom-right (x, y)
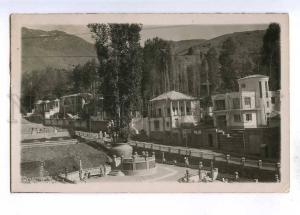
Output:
top-left (144, 165), bottom-right (178, 182)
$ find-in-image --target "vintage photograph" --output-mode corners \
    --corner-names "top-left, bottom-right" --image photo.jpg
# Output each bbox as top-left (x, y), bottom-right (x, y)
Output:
top-left (10, 14), bottom-right (289, 192)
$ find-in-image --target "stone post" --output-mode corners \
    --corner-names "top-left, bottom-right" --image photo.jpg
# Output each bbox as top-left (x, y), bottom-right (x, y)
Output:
top-left (184, 156), bottom-right (189, 167)
top-left (241, 157), bottom-right (246, 167)
top-left (226, 154), bottom-right (230, 164)
top-left (199, 152), bottom-right (203, 160)
top-left (64, 167), bottom-right (68, 180)
top-left (235, 171), bottom-right (239, 181)
top-left (210, 160), bottom-right (214, 179)
top-left (39, 161), bottom-right (45, 180)
top-left (186, 169), bottom-right (190, 182)
top-left (199, 161), bottom-right (203, 170)
top-left (276, 162), bottom-right (281, 180)
top-left (152, 151), bottom-right (155, 158)
top-left (112, 155), bottom-right (117, 169)
top-left (162, 151), bottom-right (166, 163)
top-left (79, 159), bottom-right (83, 180)
top-left (258, 160), bottom-right (263, 169)
top-left (121, 155), bottom-right (124, 169)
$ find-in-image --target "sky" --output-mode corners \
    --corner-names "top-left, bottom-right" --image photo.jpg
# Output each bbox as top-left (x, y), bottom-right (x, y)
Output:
top-left (26, 24), bottom-right (268, 45)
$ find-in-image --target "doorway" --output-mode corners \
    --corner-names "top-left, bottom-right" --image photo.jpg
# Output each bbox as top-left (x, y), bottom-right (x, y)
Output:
top-left (208, 134), bottom-right (214, 147)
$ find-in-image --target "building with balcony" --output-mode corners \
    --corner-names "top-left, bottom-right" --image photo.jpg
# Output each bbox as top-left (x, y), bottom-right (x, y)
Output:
top-left (212, 75), bottom-right (280, 129)
top-left (148, 90), bottom-right (201, 144)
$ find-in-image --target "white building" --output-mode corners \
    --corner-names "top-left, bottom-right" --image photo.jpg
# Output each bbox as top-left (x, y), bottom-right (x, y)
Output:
top-left (212, 75), bottom-right (280, 129)
top-left (148, 91), bottom-right (201, 142)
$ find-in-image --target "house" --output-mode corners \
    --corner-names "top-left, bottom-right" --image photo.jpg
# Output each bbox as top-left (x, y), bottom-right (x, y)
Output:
top-left (148, 90), bottom-right (201, 144)
top-left (60, 93), bottom-right (93, 117)
top-left (212, 75), bottom-right (280, 129)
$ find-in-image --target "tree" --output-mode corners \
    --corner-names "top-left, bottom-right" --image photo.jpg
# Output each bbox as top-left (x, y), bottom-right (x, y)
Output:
top-left (142, 37), bottom-right (171, 116)
top-left (88, 23), bottom-right (143, 137)
top-left (261, 23), bottom-right (281, 90)
top-left (71, 59), bottom-right (98, 93)
top-left (21, 67), bottom-right (72, 112)
top-left (206, 47), bottom-right (219, 94)
top-left (219, 37), bottom-right (238, 91)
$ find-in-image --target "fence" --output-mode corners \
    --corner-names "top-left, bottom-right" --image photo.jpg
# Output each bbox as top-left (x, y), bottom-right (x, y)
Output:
top-left (129, 141), bottom-right (280, 182)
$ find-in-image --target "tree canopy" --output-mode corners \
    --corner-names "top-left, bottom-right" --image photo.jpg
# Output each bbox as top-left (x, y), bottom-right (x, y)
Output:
top-left (88, 23), bottom-right (143, 132)
top-left (261, 23), bottom-right (281, 90)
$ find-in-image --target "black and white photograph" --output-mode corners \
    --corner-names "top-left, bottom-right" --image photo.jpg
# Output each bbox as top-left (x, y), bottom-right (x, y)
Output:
top-left (10, 14), bottom-right (289, 192)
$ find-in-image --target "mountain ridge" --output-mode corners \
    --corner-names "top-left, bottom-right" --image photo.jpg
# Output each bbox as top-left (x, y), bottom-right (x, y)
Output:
top-left (22, 27), bottom-right (97, 74)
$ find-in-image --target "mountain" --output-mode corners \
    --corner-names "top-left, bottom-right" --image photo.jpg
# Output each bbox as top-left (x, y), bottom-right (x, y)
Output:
top-left (177, 30), bottom-right (265, 55)
top-left (22, 27), bottom-right (97, 73)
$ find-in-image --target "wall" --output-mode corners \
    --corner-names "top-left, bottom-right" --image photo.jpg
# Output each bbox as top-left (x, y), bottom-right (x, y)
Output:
top-left (44, 118), bottom-right (109, 133)
top-left (190, 127), bottom-right (280, 159)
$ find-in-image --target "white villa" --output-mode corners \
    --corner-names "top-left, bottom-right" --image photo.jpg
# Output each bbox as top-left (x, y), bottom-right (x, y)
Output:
top-left (148, 91), bottom-right (201, 142)
top-left (212, 75), bottom-right (280, 129)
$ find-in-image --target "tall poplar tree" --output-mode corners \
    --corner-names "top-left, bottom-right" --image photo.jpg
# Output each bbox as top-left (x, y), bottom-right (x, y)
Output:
top-left (88, 23), bottom-right (143, 135)
top-left (261, 23), bottom-right (281, 90)
top-left (219, 37), bottom-right (238, 92)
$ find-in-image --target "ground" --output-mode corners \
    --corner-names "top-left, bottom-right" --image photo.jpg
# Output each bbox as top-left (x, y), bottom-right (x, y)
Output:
top-left (20, 118), bottom-right (268, 183)
top-left (21, 119), bottom-right (111, 178)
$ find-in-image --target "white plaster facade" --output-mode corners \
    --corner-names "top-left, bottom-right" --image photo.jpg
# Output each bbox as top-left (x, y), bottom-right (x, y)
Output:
top-left (148, 91), bottom-right (201, 133)
top-left (212, 75), bottom-right (280, 129)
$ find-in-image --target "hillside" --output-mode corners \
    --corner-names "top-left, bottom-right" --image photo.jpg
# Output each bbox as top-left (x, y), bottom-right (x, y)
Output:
top-left (177, 30), bottom-right (265, 55)
top-left (22, 27), bottom-right (97, 73)
top-left (147, 30), bottom-right (266, 98)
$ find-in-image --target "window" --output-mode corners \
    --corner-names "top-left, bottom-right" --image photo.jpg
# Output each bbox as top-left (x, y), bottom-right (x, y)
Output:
top-left (241, 83), bottom-right (246, 88)
top-left (232, 98), bottom-right (240, 109)
top-left (158, 108), bottom-right (162, 117)
top-left (186, 107), bottom-right (190, 115)
top-left (154, 120), bottom-right (160, 130)
top-left (180, 106), bottom-right (184, 115)
top-left (271, 97), bottom-right (276, 104)
top-left (267, 101), bottom-right (269, 108)
top-left (166, 121), bottom-right (170, 128)
top-left (265, 81), bottom-right (269, 98)
top-left (167, 108), bottom-right (171, 116)
top-left (233, 114), bottom-right (241, 122)
top-left (215, 99), bottom-right (226, 110)
top-left (259, 81), bottom-right (263, 98)
top-left (244, 97), bottom-right (251, 106)
top-left (246, 113), bottom-right (252, 121)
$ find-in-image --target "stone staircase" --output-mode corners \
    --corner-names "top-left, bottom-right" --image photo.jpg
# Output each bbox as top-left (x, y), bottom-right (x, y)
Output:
top-left (216, 129), bottom-right (246, 153)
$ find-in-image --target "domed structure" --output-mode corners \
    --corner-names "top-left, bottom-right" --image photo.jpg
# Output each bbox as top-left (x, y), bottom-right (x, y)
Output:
top-left (110, 143), bottom-right (133, 158)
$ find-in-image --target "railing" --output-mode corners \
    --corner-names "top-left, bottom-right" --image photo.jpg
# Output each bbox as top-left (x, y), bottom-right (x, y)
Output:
top-left (129, 141), bottom-right (279, 172)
